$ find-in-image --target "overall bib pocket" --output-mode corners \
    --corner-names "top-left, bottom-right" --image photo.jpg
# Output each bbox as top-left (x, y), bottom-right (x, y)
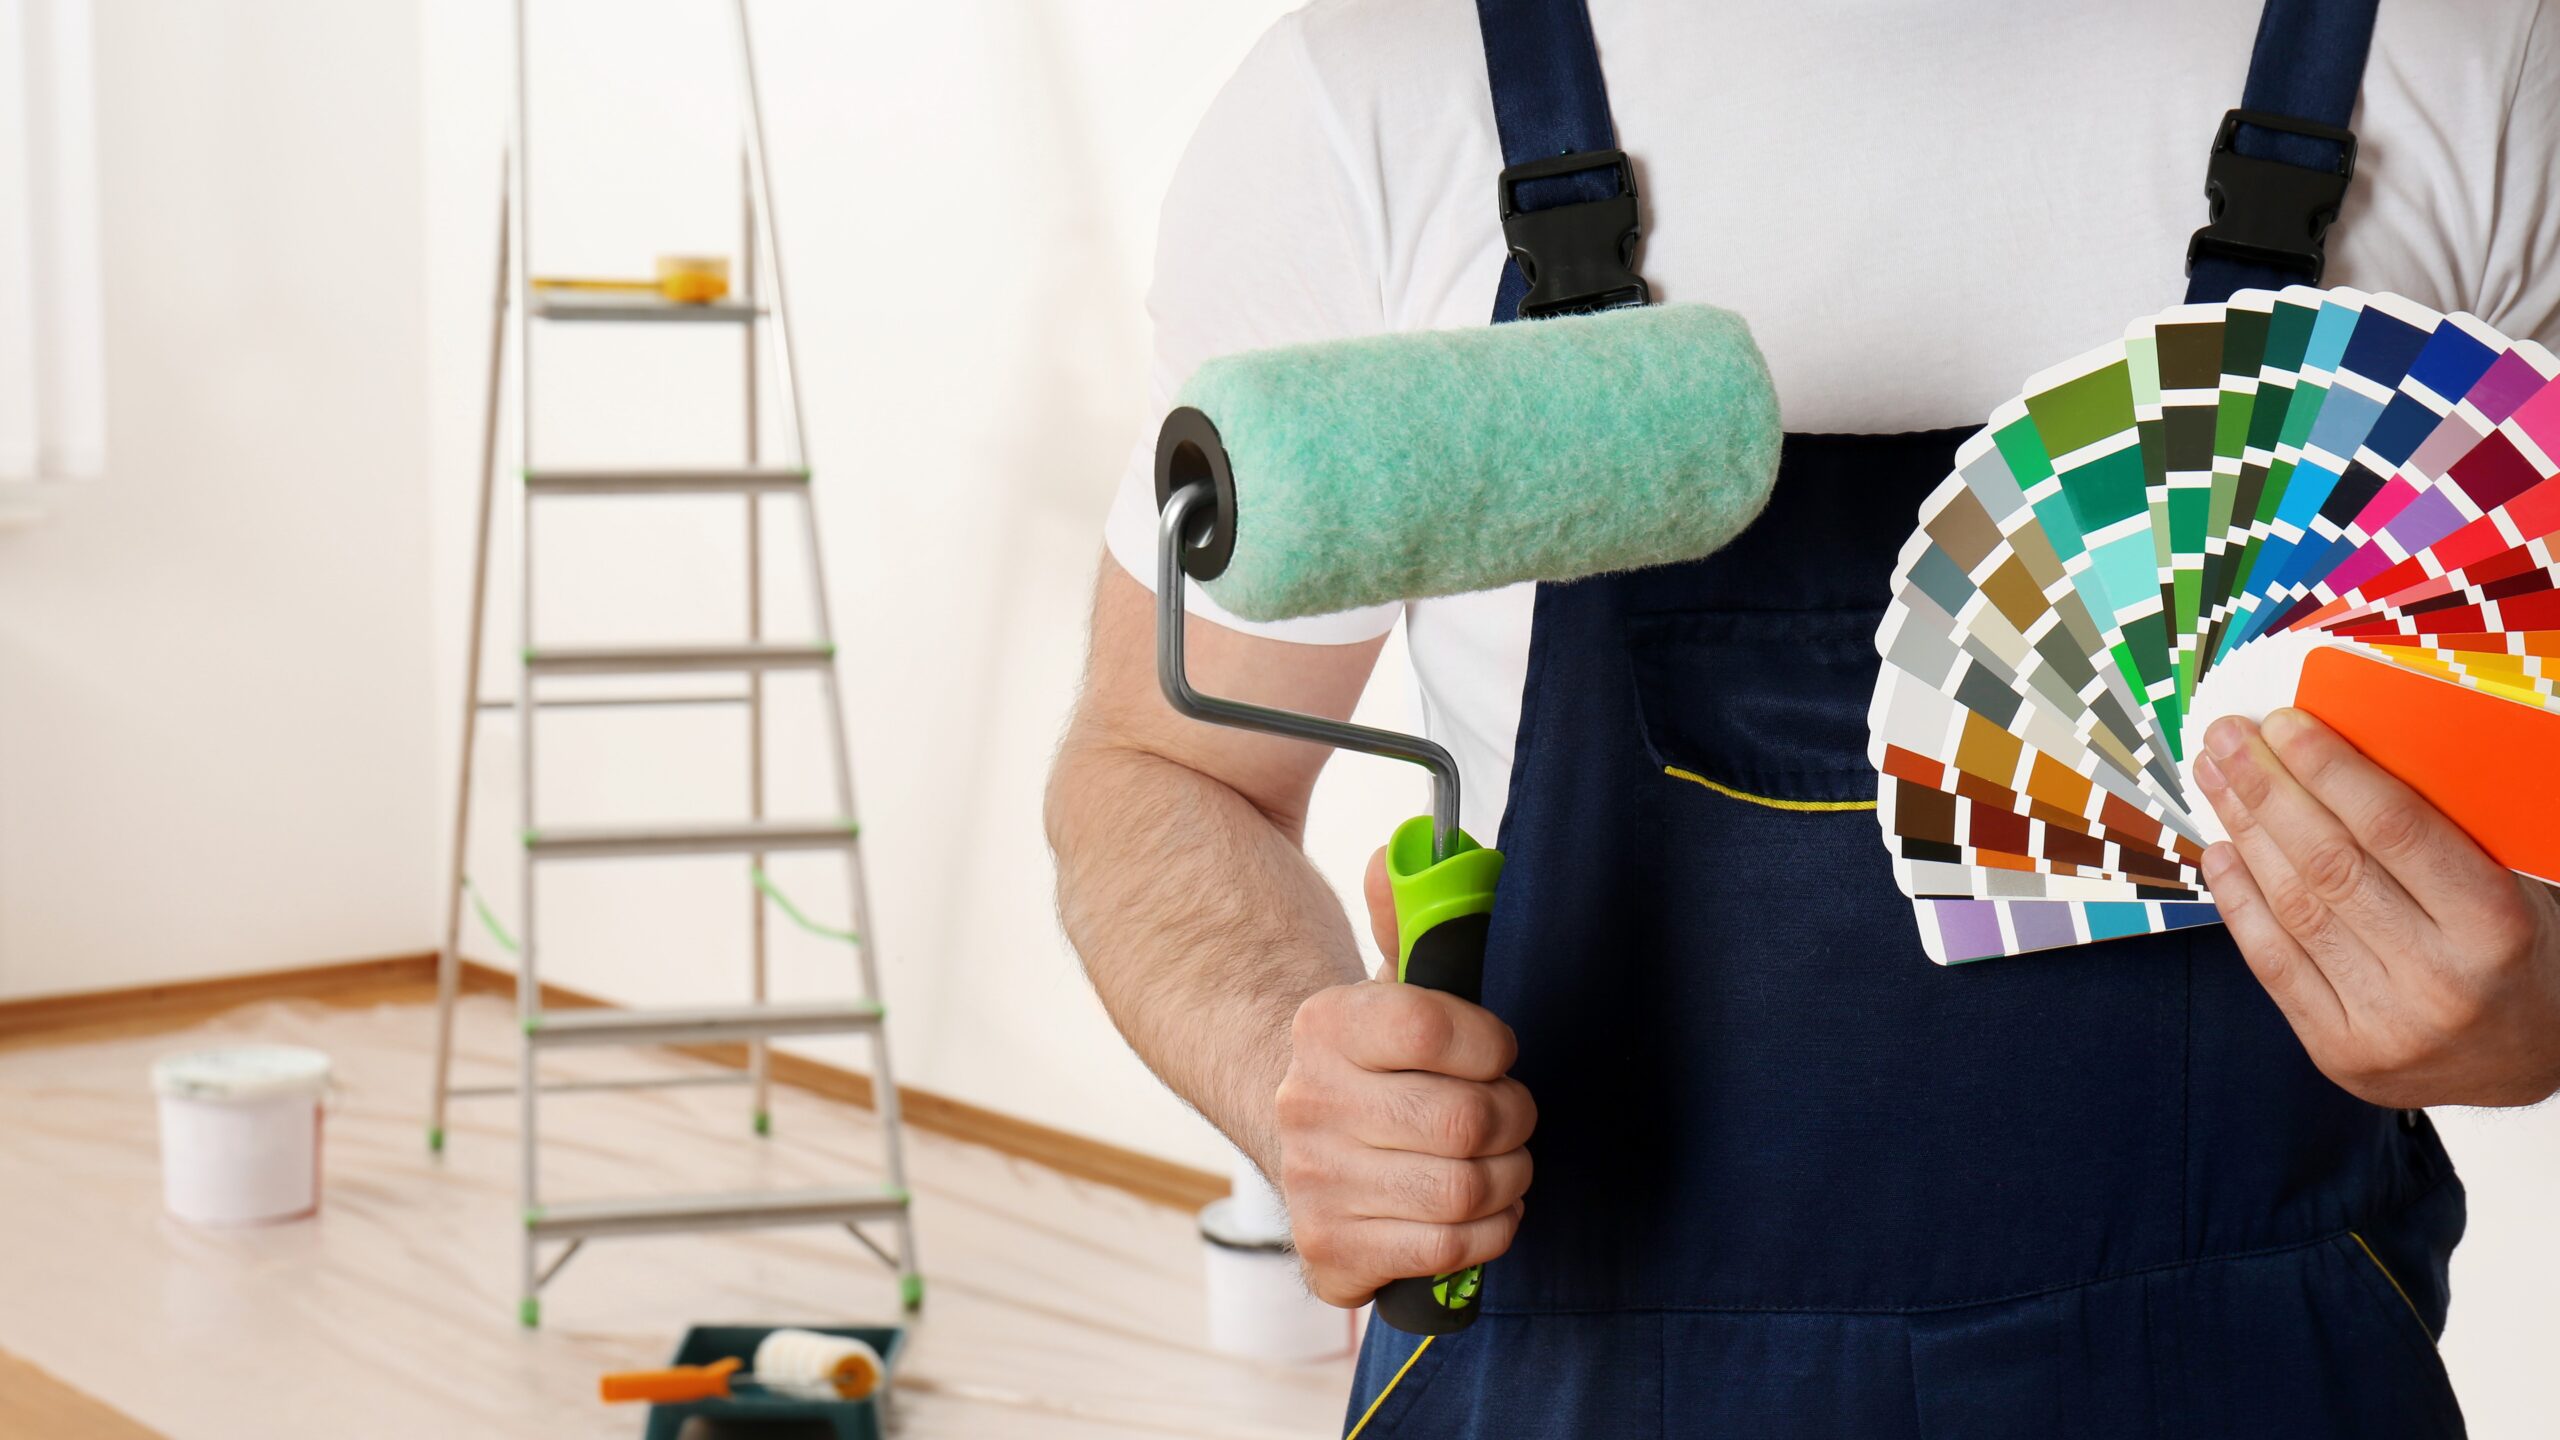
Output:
top-left (1627, 607), bottom-right (1886, 808)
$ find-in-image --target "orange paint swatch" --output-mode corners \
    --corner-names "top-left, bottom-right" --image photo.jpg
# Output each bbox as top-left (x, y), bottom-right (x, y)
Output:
top-left (2296, 647), bottom-right (2560, 885)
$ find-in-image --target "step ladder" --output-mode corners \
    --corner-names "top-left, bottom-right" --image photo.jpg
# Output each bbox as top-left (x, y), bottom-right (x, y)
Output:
top-left (424, 0), bottom-right (919, 1330)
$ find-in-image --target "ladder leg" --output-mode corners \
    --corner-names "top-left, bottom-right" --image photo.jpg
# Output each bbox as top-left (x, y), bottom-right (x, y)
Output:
top-left (746, 697), bottom-right (771, 1131)
top-left (871, 1028), bottom-right (923, 1312)
top-left (514, 502), bottom-right (540, 1322)
top-left (746, 515), bottom-right (771, 1137)
top-left (510, 0), bottom-right (541, 1326)
top-left (515, 500), bottom-right (541, 1329)
top-left (797, 491), bottom-right (921, 1310)
top-left (430, 151), bottom-right (516, 1157)
top-left (743, 151), bottom-right (772, 1137)
top-left (826, 660), bottom-right (920, 1309)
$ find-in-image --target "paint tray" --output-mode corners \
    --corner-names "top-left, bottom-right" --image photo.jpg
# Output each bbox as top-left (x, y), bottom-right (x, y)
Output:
top-left (640, 1324), bottom-right (906, 1440)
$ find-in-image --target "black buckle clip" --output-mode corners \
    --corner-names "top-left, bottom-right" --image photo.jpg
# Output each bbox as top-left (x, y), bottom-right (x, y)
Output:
top-left (1499, 149), bottom-right (1650, 318)
top-left (2186, 107), bottom-right (2358, 284)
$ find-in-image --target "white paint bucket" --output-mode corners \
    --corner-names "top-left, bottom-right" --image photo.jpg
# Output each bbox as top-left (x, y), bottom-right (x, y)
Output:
top-left (1200, 1158), bottom-right (1354, 1363)
top-left (151, 1045), bottom-right (330, 1226)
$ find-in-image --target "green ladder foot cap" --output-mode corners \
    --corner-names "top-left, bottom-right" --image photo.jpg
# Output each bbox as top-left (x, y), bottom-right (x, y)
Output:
top-left (518, 1297), bottom-right (540, 1329)
top-left (426, 1126), bottom-right (445, 1154)
top-left (900, 1273), bottom-right (924, 1311)
top-left (753, 1110), bottom-right (772, 1137)
top-left (522, 1207), bottom-right (545, 1228)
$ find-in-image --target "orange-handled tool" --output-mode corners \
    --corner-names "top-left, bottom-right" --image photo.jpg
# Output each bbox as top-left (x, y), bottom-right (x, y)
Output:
top-left (601, 1355), bottom-right (749, 1405)
top-left (600, 1329), bottom-right (885, 1405)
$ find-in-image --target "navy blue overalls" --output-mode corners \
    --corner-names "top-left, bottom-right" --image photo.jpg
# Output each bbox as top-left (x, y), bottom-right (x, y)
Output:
top-left (1345, 2), bottom-right (2469, 1435)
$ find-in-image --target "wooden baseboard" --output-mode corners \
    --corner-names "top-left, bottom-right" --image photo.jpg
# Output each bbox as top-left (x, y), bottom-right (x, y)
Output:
top-left (0, 955), bottom-right (1227, 1213)
top-left (0, 953), bottom-right (439, 1042)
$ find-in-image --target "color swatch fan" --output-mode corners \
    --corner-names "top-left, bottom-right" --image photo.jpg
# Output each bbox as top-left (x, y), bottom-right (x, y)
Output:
top-left (1872, 286), bottom-right (2560, 962)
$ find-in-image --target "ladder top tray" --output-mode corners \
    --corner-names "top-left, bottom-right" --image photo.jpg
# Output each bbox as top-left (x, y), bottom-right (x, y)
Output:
top-left (531, 291), bottom-right (766, 324)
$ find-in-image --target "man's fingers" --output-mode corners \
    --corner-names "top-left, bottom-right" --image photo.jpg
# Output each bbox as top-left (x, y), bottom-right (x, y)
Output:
top-left (2196, 727), bottom-right (2392, 1001)
top-left (1279, 978), bottom-right (1541, 1311)
top-left (1324, 980), bottom-right (1519, 1081)
top-left (1339, 1146), bottom-right (1534, 1224)
top-left (1352, 1207), bottom-right (1523, 1293)
top-left (2200, 715), bottom-right (2425, 965)
top-left (2203, 839), bottom-right (2346, 1040)
top-left (1340, 1071), bottom-right (1537, 1157)
top-left (2259, 706), bottom-right (2514, 943)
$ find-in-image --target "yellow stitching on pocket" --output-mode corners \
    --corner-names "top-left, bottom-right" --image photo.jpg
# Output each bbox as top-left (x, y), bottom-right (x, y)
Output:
top-left (1664, 766), bottom-right (1880, 813)
top-left (2349, 1230), bottom-right (2437, 1344)
top-left (1344, 1334), bottom-right (1433, 1439)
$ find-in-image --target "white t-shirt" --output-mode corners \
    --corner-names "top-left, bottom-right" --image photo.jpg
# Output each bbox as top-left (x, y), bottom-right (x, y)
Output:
top-left (1104, 0), bottom-right (2560, 840)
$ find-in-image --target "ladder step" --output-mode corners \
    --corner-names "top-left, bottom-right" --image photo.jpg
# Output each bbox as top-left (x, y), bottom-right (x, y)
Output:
top-left (479, 691), bottom-right (751, 712)
top-left (524, 466), bottom-right (809, 497)
top-left (530, 293), bottom-right (765, 324)
top-left (525, 642), bottom-right (835, 677)
top-left (447, 1072), bottom-right (753, 1099)
top-left (527, 817), bottom-right (858, 860)
top-left (527, 1185), bottom-right (908, 1242)
top-left (528, 1000), bottom-right (881, 1049)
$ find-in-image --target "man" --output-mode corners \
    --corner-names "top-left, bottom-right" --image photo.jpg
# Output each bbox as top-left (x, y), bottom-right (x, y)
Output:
top-left (1047, 2), bottom-right (2560, 1433)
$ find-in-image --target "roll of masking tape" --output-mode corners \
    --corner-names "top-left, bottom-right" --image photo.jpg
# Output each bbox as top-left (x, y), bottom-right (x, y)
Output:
top-left (654, 254), bottom-right (730, 304)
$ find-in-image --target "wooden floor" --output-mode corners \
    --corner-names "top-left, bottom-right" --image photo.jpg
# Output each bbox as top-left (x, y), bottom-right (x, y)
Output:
top-left (0, 1347), bottom-right (162, 1439)
top-left (0, 993), bottom-right (1355, 1439)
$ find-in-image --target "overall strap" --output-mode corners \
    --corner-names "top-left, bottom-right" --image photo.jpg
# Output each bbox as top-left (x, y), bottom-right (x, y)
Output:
top-left (1475, 0), bottom-right (1649, 322)
top-left (2185, 0), bottom-right (2382, 303)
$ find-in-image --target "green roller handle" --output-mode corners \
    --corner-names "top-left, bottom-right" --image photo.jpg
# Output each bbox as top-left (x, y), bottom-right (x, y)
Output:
top-left (1371, 814), bottom-right (1506, 1337)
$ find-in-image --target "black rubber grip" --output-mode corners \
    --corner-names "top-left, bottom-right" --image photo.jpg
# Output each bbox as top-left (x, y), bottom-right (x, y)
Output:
top-left (1400, 910), bottom-right (1489, 1004)
top-left (1371, 910), bottom-right (1494, 1335)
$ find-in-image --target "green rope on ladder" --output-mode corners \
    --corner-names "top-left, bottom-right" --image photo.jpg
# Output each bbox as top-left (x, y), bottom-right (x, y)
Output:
top-left (751, 867), bottom-right (861, 947)
top-left (463, 870), bottom-right (852, 953)
top-left (462, 874), bottom-right (521, 956)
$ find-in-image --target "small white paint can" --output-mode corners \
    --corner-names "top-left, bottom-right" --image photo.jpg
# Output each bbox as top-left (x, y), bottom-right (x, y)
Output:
top-left (151, 1045), bottom-right (330, 1226)
top-left (1200, 1162), bottom-right (1354, 1363)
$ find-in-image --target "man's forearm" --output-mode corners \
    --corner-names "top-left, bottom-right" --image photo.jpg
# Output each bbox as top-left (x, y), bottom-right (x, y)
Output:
top-left (1045, 736), bottom-right (1365, 1174)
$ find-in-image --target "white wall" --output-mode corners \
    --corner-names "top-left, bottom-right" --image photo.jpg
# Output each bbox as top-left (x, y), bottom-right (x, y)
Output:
top-left (0, 0), bottom-right (436, 994)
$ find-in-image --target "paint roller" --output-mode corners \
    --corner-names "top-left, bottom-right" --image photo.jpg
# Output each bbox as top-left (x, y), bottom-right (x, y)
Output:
top-left (1152, 302), bottom-right (1784, 1334)
top-left (599, 1327), bottom-right (886, 1405)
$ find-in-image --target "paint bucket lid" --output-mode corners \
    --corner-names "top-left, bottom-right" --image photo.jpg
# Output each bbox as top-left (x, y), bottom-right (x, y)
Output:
top-left (151, 1045), bottom-right (331, 1102)
top-left (1198, 1196), bottom-right (1293, 1255)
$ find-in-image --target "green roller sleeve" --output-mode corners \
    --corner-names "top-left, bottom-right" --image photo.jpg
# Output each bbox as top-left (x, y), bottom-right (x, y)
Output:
top-left (1160, 302), bottom-right (1781, 623)
top-left (1373, 814), bottom-right (1505, 1337)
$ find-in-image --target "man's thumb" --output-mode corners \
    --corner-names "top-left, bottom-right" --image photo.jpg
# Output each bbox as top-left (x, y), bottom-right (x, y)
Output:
top-left (1363, 844), bottom-right (1399, 967)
